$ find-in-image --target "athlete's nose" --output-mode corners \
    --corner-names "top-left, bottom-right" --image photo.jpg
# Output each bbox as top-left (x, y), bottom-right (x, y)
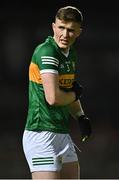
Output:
top-left (63, 29), bottom-right (69, 38)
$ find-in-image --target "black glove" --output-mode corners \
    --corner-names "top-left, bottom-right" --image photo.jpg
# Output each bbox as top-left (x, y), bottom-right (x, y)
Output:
top-left (71, 81), bottom-right (83, 101)
top-left (78, 115), bottom-right (92, 142)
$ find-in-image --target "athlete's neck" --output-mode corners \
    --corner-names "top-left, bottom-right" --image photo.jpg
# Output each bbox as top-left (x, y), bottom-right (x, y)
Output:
top-left (61, 48), bottom-right (70, 57)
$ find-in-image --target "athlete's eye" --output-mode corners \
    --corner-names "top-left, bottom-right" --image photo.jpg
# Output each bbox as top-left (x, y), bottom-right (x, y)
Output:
top-left (68, 29), bottom-right (75, 33)
top-left (58, 26), bottom-right (65, 30)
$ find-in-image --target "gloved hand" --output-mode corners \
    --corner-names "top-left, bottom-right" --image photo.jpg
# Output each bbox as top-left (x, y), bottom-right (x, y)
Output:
top-left (71, 81), bottom-right (83, 101)
top-left (78, 115), bottom-right (92, 142)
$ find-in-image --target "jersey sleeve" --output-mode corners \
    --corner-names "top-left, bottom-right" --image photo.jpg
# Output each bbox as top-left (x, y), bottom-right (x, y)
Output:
top-left (33, 44), bottom-right (59, 74)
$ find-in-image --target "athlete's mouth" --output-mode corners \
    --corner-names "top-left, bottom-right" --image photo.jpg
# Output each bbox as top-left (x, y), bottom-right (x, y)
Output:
top-left (60, 39), bottom-right (69, 45)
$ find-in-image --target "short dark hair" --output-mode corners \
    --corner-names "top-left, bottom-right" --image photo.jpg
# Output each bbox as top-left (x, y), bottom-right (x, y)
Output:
top-left (55, 6), bottom-right (83, 25)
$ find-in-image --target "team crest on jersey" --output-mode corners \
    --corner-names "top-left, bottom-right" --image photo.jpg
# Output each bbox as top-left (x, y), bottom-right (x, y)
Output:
top-left (65, 61), bottom-right (71, 65)
top-left (72, 61), bottom-right (75, 70)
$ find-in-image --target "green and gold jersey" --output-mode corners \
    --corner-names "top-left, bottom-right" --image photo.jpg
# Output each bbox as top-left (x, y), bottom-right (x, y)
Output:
top-left (25, 36), bottom-right (78, 133)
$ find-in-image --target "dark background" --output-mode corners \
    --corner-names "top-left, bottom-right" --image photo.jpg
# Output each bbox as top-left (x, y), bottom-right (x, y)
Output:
top-left (0, 0), bottom-right (119, 179)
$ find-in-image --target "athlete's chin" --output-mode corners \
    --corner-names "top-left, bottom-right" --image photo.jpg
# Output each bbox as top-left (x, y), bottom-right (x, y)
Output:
top-left (58, 43), bottom-right (69, 49)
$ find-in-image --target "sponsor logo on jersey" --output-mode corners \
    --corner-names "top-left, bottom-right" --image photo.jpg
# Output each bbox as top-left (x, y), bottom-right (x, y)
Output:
top-left (59, 74), bottom-right (74, 88)
top-left (29, 62), bottom-right (75, 89)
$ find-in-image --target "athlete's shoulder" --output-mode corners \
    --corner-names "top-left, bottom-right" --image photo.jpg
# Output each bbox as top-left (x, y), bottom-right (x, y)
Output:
top-left (31, 36), bottom-right (60, 70)
top-left (34, 36), bottom-right (58, 58)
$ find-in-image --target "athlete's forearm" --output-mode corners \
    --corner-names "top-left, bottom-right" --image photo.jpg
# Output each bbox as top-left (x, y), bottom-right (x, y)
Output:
top-left (50, 89), bottom-right (76, 106)
top-left (68, 99), bottom-right (84, 119)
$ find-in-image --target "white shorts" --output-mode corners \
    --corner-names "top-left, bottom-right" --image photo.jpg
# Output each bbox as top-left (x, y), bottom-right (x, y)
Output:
top-left (22, 130), bottom-right (78, 172)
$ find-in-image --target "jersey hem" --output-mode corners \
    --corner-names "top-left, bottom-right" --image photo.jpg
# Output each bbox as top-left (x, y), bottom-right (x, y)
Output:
top-left (25, 127), bottom-right (69, 134)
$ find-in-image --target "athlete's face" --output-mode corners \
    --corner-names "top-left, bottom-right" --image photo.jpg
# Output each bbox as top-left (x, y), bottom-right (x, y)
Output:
top-left (52, 18), bottom-right (82, 53)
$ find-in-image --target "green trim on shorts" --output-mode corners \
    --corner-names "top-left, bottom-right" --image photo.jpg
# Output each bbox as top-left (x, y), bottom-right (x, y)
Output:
top-left (32, 157), bottom-right (54, 166)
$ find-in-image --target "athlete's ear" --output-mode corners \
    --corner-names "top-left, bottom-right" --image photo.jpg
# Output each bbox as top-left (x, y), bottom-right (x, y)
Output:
top-left (52, 22), bottom-right (55, 32)
top-left (76, 28), bottom-right (83, 37)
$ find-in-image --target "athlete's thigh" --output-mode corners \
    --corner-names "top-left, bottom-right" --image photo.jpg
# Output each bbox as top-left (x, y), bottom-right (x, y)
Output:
top-left (32, 171), bottom-right (60, 179)
top-left (61, 161), bottom-right (80, 179)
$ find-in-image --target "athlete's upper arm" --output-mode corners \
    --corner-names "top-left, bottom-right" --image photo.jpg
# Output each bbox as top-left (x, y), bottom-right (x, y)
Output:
top-left (41, 72), bottom-right (59, 105)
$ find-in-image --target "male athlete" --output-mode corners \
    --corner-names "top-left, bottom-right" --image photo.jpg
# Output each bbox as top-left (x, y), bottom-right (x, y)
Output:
top-left (22, 6), bottom-right (92, 179)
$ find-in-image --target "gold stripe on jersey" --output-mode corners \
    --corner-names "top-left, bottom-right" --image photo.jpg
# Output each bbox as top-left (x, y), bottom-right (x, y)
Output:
top-left (29, 62), bottom-right (75, 88)
top-left (29, 62), bottom-right (42, 84)
top-left (59, 74), bottom-right (75, 88)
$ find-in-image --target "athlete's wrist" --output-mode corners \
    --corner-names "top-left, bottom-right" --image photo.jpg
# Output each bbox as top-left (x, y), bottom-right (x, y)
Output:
top-left (75, 110), bottom-right (85, 119)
